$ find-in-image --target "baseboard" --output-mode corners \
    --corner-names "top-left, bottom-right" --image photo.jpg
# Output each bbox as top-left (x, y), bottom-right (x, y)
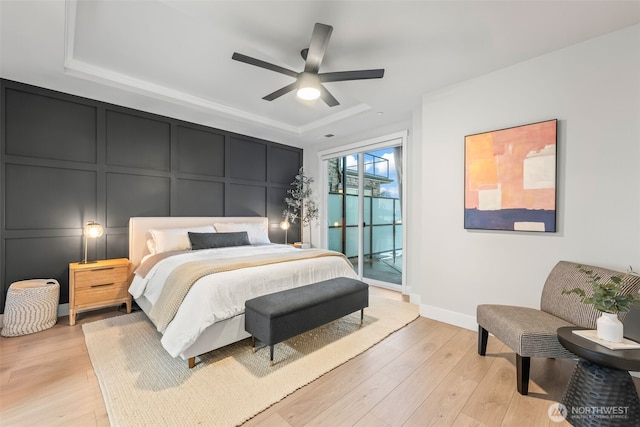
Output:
top-left (419, 303), bottom-right (477, 331)
top-left (57, 303), bottom-right (69, 317)
top-left (408, 292), bottom-right (421, 306)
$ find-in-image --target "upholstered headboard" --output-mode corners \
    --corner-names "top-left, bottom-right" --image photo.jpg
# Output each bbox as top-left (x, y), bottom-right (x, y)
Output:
top-left (128, 217), bottom-right (269, 268)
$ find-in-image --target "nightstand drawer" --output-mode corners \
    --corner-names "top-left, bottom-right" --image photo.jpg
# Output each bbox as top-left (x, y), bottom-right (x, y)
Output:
top-left (75, 282), bottom-right (129, 306)
top-left (74, 265), bottom-right (128, 289)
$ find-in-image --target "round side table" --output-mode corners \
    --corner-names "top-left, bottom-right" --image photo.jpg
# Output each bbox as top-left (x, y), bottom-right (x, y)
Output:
top-left (557, 326), bottom-right (640, 427)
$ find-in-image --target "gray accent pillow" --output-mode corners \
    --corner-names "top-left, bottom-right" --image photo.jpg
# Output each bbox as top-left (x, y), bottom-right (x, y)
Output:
top-left (188, 231), bottom-right (251, 250)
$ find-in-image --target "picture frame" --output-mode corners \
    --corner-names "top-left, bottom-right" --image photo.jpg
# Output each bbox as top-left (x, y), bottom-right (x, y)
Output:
top-left (464, 119), bottom-right (557, 232)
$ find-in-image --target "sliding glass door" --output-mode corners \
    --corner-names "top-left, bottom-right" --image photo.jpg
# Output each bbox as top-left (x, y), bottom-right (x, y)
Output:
top-left (326, 146), bottom-right (403, 287)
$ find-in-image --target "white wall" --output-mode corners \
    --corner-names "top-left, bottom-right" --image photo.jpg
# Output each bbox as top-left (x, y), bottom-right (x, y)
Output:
top-left (409, 24), bottom-right (640, 330)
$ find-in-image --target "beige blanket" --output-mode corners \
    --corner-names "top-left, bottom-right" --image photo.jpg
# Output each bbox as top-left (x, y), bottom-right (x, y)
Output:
top-left (148, 249), bottom-right (350, 332)
top-left (135, 250), bottom-right (190, 278)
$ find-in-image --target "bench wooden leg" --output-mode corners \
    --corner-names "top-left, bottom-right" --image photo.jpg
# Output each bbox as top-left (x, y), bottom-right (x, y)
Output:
top-left (478, 326), bottom-right (488, 356)
top-left (270, 345), bottom-right (274, 366)
top-left (188, 357), bottom-right (196, 369)
top-left (360, 308), bottom-right (364, 325)
top-left (516, 354), bottom-right (530, 395)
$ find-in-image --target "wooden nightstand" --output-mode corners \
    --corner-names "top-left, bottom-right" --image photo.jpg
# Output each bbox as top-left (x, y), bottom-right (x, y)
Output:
top-left (68, 258), bottom-right (131, 326)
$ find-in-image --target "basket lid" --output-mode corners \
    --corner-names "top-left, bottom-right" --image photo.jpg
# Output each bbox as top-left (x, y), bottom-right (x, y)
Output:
top-left (10, 279), bottom-right (59, 289)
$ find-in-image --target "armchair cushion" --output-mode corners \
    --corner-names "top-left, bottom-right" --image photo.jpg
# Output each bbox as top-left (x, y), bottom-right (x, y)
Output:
top-left (477, 304), bottom-right (575, 358)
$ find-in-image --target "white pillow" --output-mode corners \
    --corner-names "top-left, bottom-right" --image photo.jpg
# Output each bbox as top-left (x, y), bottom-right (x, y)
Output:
top-left (213, 222), bottom-right (270, 245)
top-left (149, 225), bottom-right (216, 253)
top-left (146, 238), bottom-right (157, 255)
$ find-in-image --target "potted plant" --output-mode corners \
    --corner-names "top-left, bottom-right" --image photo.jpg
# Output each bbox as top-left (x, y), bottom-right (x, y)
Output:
top-left (283, 167), bottom-right (319, 246)
top-left (562, 265), bottom-right (640, 342)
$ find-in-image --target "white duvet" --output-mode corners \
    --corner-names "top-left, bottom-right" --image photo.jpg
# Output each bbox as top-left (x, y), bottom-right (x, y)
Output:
top-left (129, 244), bottom-right (359, 357)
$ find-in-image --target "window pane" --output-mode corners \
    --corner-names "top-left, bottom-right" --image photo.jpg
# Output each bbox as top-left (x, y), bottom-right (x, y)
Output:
top-left (372, 198), bottom-right (394, 225)
top-left (328, 193), bottom-right (342, 226)
top-left (372, 225), bottom-right (394, 254)
top-left (345, 194), bottom-right (358, 226)
top-left (328, 227), bottom-right (342, 252)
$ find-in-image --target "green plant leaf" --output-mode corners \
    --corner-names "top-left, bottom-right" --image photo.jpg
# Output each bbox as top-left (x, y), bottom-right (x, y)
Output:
top-left (563, 265), bottom-right (638, 313)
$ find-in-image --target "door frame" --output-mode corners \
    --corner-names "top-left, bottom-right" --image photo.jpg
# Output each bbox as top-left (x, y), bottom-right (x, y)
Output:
top-left (317, 131), bottom-right (408, 293)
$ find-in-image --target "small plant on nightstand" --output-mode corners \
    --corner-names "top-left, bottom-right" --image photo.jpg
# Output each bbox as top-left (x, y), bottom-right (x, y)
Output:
top-left (562, 265), bottom-right (640, 342)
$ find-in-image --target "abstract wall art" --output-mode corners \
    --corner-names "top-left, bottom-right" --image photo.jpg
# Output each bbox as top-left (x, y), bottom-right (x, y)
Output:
top-left (464, 119), bottom-right (557, 232)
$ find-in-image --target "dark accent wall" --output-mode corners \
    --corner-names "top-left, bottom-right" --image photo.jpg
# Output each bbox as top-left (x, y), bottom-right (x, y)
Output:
top-left (0, 79), bottom-right (302, 312)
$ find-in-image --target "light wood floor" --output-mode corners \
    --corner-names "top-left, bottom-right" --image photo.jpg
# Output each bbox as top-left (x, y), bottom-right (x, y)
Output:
top-left (1, 288), bottom-right (638, 426)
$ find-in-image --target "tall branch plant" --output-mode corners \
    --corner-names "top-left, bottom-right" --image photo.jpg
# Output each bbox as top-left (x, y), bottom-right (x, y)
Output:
top-left (283, 168), bottom-right (319, 239)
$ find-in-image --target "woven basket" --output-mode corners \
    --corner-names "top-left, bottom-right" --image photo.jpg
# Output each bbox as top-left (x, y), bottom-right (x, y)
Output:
top-left (2, 279), bottom-right (60, 337)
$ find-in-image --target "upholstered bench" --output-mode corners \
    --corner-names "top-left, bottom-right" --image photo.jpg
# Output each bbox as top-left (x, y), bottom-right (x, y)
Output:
top-left (244, 277), bottom-right (369, 364)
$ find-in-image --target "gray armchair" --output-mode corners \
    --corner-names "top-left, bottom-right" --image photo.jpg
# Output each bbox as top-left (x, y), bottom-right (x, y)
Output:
top-left (477, 260), bottom-right (640, 395)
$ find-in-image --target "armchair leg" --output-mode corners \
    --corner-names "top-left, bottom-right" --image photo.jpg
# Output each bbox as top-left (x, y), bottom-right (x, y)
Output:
top-left (478, 326), bottom-right (489, 356)
top-left (516, 354), bottom-right (530, 395)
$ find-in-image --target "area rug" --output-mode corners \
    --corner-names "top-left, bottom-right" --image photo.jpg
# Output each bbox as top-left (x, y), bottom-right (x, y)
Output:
top-left (83, 295), bottom-right (419, 427)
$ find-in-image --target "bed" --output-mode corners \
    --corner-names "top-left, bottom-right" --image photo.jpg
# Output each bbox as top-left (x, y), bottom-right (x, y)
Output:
top-left (128, 216), bottom-right (360, 367)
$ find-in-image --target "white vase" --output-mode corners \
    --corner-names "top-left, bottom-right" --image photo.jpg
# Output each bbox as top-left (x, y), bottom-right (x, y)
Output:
top-left (596, 312), bottom-right (623, 342)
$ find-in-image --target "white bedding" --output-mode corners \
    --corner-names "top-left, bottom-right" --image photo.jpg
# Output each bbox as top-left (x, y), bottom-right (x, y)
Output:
top-left (129, 244), bottom-right (359, 357)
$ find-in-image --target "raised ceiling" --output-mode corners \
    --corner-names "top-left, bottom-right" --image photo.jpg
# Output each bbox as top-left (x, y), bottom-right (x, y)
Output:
top-left (1, 1), bottom-right (639, 147)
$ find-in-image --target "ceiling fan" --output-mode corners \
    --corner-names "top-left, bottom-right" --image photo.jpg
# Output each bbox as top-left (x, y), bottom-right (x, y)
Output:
top-left (232, 23), bottom-right (384, 107)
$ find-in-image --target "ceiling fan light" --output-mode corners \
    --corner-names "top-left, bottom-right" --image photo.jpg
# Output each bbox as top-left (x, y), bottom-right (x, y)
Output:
top-left (296, 73), bottom-right (321, 100)
top-left (297, 86), bottom-right (321, 100)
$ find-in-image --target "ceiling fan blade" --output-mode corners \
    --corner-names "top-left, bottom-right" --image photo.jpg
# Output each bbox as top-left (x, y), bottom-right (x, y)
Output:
top-left (232, 52), bottom-right (298, 78)
top-left (304, 23), bottom-right (333, 73)
top-left (262, 82), bottom-right (299, 101)
top-left (319, 85), bottom-right (340, 107)
top-left (319, 69), bottom-right (385, 82)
